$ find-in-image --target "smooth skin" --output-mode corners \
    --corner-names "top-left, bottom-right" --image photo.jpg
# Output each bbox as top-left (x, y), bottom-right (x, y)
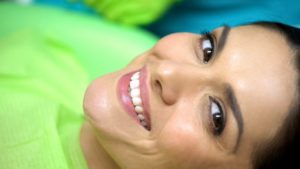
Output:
top-left (81, 25), bottom-right (297, 169)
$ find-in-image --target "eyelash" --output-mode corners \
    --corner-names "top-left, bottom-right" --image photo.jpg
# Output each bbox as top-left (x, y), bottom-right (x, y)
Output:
top-left (208, 96), bottom-right (226, 136)
top-left (199, 32), bottom-right (225, 136)
top-left (200, 32), bottom-right (215, 64)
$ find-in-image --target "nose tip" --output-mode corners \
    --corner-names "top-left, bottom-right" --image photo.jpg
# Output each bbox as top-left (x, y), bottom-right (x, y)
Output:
top-left (152, 60), bottom-right (183, 105)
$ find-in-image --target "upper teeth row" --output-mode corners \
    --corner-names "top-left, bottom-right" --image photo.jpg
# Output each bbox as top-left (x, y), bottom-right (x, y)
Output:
top-left (129, 71), bottom-right (148, 128)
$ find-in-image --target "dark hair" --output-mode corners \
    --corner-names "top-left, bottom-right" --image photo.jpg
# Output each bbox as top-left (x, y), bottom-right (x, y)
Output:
top-left (250, 22), bottom-right (300, 169)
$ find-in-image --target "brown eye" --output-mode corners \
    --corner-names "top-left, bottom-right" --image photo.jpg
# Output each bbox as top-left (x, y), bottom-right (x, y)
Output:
top-left (201, 32), bottom-right (215, 63)
top-left (209, 97), bottom-right (226, 136)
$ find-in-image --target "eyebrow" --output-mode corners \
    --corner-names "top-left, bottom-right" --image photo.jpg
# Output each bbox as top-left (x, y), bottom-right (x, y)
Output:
top-left (216, 25), bottom-right (231, 55)
top-left (225, 84), bottom-right (244, 153)
top-left (215, 26), bottom-right (244, 153)
top-left (211, 25), bottom-right (244, 153)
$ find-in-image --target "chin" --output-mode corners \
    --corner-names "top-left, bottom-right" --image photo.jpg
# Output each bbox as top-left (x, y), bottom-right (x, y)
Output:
top-left (83, 72), bottom-right (119, 134)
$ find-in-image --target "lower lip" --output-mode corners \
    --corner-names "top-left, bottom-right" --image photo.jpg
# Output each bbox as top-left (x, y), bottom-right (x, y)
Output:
top-left (117, 70), bottom-right (140, 123)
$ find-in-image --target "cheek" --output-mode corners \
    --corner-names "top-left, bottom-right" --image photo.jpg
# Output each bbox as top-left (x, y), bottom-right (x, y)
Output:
top-left (157, 116), bottom-right (213, 168)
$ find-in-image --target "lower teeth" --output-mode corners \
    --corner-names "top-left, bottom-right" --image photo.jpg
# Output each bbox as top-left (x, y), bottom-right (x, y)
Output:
top-left (141, 120), bottom-right (147, 127)
top-left (128, 85), bottom-right (149, 129)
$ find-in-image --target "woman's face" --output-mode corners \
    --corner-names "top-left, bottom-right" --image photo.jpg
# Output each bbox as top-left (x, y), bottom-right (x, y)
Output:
top-left (83, 25), bottom-right (297, 169)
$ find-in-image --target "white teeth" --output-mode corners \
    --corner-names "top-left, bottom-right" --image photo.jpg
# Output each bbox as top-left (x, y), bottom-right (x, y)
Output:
top-left (130, 88), bottom-right (140, 97)
top-left (135, 106), bottom-right (144, 113)
top-left (131, 72), bottom-right (140, 80)
top-left (129, 71), bottom-right (149, 129)
top-left (141, 121), bottom-right (147, 127)
top-left (130, 80), bottom-right (140, 89)
top-left (137, 114), bottom-right (145, 120)
top-left (132, 97), bottom-right (142, 106)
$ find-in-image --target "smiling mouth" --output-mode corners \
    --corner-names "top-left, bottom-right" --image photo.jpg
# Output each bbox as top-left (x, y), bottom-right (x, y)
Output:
top-left (118, 67), bottom-right (151, 131)
top-left (128, 71), bottom-right (150, 130)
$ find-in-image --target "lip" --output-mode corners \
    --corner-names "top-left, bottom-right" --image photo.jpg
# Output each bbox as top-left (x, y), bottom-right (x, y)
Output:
top-left (117, 66), bottom-right (151, 130)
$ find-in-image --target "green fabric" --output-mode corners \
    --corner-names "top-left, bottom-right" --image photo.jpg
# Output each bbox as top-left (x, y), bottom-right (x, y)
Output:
top-left (84, 0), bottom-right (178, 25)
top-left (0, 3), bottom-right (157, 169)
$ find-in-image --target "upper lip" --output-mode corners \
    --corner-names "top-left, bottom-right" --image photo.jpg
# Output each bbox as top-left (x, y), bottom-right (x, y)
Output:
top-left (117, 66), bottom-right (151, 130)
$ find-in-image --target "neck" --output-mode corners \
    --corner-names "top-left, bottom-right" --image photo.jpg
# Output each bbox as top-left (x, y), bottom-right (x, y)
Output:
top-left (80, 122), bottom-right (120, 169)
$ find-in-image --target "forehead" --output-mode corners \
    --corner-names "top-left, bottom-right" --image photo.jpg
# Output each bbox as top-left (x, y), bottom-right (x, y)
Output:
top-left (218, 25), bottom-right (296, 152)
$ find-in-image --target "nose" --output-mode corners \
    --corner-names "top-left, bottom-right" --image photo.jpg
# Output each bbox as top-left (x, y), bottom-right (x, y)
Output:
top-left (151, 60), bottom-right (213, 106)
top-left (148, 33), bottom-right (212, 105)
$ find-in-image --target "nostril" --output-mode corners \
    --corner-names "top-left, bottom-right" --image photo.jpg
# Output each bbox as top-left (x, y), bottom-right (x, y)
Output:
top-left (155, 80), bottom-right (163, 96)
top-left (154, 79), bottom-right (167, 104)
top-left (154, 79), bottom-right (175, 105)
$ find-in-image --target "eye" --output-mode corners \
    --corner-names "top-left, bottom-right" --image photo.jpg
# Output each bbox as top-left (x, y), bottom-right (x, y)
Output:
top-left (201, 32), bottom-right (215, 63)
top-left (209, 97), bottom-right (226, 136)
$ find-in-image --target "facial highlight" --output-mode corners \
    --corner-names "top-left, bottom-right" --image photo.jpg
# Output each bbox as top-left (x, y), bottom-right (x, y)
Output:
top-left (83, 24), bottom-right (297, 169)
